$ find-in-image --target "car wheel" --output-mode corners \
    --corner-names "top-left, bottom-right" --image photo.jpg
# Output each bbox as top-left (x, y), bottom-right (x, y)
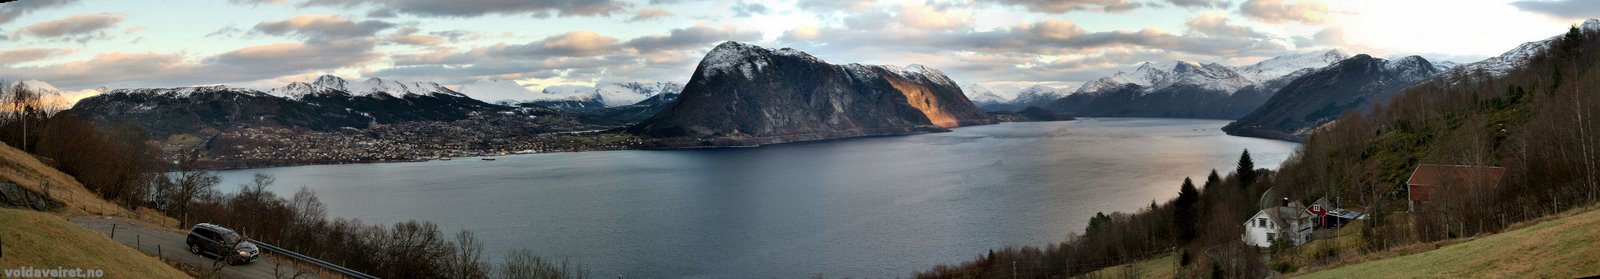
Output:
top-left (189, 244), bottom-right (201, 254)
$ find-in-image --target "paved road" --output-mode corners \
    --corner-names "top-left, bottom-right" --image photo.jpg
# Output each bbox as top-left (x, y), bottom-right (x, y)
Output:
top-left (70, 216), bottom-right (326, 279)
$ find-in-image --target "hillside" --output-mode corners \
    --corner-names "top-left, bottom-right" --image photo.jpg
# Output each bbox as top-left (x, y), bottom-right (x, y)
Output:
top-left (1299, 207), bottom-right (1600, 279)
top-left (1222, 55), bottom-right (1441, 141)
top-left (0, 142), bottom-right (145, 220)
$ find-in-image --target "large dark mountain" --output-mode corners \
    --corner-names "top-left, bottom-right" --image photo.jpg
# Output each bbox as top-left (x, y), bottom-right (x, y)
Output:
top-left (70, 75), bottom-right (571, 140)
top-left (71, 86), bottom-right (373, 138)
top-left (1222, 55), bottom-right (1443, 141)
top-left (628, 41), bottom-right (997, 147)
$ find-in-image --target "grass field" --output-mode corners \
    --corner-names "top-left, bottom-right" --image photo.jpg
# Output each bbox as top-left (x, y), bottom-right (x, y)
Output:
top-left (1082, 253), bottom-right (1177, 278)
top-left (1299, 207), bottom-right (1600, 279)
top-left (0, 208), bottom-right (191, 278)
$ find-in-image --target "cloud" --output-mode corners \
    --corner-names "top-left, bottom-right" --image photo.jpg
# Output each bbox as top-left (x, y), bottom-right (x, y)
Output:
top-left (1186, 13), bottom-right (1268, 38)
top-left (252, 14), bottom-right (394, 43)
top-left (1511, 0), bottom-right (1600, 20)
top-left (1166, 0), bottom-right (1230, 9)
top-left (623, 24), bottom-right (762, 52)
top-left (13, 13), bottom-right (123, 41)
top-left (528, 31), bottom-right (620, 57)
top-left (229, 0), bottom-right (288, 5)
top-left (0, 39), bottom-right (381, 90)
top-left (731, 1), bottom-right (769, 17)
top-left (897, 2), bottom-right (973, 30)
top-left (0, 48), bottom-right (77, 66)
top-left (626, 8), bottom-right (673, 22)
top-left (983, 0), bottom-right (1143, 13)
top-left (0, 0), bottom-right (79, 26)
top-left (1239, 0), bottom-right (1327, 24)
top-left (782, 25), bottom-right (823, 41)
top-left (797, 0), bottom-right (877, 12)
top-left (300, 0), bottom-right (630, 18)
top-left (385, 26), bottom-right (445, 46)
top-left (843, 10), bottom-right (893, 30)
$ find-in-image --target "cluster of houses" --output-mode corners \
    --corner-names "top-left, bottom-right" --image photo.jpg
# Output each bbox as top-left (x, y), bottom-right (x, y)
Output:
top-left (1241, 164), bottom-right (1506, 248)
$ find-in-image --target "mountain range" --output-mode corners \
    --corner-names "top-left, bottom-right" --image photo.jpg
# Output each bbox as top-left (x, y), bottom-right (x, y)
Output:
top-left (965, 49), bottom-right (1356, 119)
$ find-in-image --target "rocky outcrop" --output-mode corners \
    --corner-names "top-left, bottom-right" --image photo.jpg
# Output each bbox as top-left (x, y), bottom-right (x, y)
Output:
top-left (628, 41), bottom-right (997, 147)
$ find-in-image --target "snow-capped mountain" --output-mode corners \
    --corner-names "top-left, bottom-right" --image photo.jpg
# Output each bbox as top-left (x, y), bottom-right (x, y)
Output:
top-left (522, 81), bottom-right (684, 110)
top-left (1013, 85), bottom-right (1067, 106)
top-left (1237, 49), bottom-right (1349, 83)
top-left (1463, 19), bottom-right (1600, 76)
top-left (106, 85), bottom-right (266, 98)
top-left (268, 75), bottom-right (464, 99)
top-left (1077, 49), bottom-right (1346, 97)
top-left (960, 83), bottom-right (1009, 106)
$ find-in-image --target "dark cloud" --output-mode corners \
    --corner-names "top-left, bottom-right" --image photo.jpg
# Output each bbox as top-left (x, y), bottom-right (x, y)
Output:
top-left (624, 24), bottom-right (762, 52)
top-left (1239, 0), bottom-right (1327, 24)
top-left (983, 0), bottom-right (1143, 13)
top-left (252, 15), bottom-right (394, 43)
top-left (300, 0), bottom-right (630, 18)
top-left (0, 0), bottom-right (79, 26)
top-left (14, 13), bottom-right (122, 38)
top-left (0, 48), bottom-right (76, 66)
top-left (385, 26), bottom-right (445, 46)
top-left (1511, 0), bottom-right (1600, 20)
top-left (1167, 0), bottom-right (1230, 9)
top-left (497, 31), bottom-right (620, 57)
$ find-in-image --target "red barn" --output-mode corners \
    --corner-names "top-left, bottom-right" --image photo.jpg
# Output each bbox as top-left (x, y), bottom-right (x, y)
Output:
top-left (1406, 164), bottom-right (1506, 211)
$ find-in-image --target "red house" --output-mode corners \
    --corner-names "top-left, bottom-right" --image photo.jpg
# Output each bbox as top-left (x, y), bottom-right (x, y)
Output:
top-left (1406, 164), bottom-right (1506, 211)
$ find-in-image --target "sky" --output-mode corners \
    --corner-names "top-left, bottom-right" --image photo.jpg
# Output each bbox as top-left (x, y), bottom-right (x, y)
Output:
top-left (0, 0), bottom-right (1595, 103)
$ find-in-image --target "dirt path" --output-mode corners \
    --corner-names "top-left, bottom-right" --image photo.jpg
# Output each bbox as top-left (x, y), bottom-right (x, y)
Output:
top-left (69, 216), bottom-right (327, 279)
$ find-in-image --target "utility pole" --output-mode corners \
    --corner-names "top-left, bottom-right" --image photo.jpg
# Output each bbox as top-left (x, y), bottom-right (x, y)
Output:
top-left (1012, 260), bottom-right (1017, 279)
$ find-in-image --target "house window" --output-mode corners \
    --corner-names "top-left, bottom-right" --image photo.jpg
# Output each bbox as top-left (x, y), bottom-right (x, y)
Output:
top-left (1267, 233), bottom-right (1275, 242)
top-left (1258, 218), bottom-right (1267, 227)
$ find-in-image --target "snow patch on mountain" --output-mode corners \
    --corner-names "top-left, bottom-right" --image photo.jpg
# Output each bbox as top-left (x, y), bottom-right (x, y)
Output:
top-left (270, 75), bottom-right (464, 99)
top-left (1463, 18), bottom-right (1600, 76)
top-left (961, 83), bottom-right (1009, 105)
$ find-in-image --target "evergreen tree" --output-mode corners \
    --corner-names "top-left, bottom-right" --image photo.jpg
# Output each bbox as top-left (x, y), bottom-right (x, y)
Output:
top-left (1563, 24), bottom-right (1584, 54)
top-left (1205, 169), bottom-right (1221, 189)
top-left (1237, 149), bottom-right (1256, 188)
top-left (1175, 177), bottom-right (1200, 243)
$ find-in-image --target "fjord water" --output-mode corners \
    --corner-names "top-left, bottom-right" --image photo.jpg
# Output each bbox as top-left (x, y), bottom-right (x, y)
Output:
top-left (215, 118), bottom-right (1297, 278)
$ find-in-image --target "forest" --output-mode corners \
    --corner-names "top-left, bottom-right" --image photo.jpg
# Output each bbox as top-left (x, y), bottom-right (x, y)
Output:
top-left (918, 24), bottom-right (1600, 278)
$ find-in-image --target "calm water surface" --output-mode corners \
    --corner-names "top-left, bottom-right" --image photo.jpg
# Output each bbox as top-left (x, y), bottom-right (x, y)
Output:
top-left (215, 118), bottom-right (1298, 278)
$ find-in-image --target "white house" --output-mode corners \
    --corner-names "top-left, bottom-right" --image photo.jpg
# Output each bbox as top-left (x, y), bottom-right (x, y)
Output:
top-left (1242, 198), bottom-right (1314, 247)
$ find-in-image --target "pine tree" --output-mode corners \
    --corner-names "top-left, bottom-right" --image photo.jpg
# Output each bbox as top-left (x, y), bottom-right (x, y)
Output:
top-left (1175, 177), bottom-right (1200, 243)
top-left (1237, 149), bottom-right (1256, 188)
top-left (1205, 169), bottom-right (1221, 189)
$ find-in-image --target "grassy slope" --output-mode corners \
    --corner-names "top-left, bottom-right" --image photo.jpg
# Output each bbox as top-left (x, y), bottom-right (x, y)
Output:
top-left (0, 142), bottom-right (176, 226)
top-left (1082, 253), bottom-right (1177, 278)
top-left (0, 208), bottom-right (191, 278)
top-left (1299, 207), bottom-right (1600, 279)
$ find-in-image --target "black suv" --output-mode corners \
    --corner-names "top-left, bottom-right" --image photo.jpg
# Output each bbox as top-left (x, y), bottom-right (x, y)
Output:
top-left (185, 223), bottom-right (260, 265)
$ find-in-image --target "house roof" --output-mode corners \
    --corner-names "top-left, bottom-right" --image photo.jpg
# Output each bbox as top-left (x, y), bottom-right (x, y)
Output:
top-left (1406, 164), bottom-right (1506, 188)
